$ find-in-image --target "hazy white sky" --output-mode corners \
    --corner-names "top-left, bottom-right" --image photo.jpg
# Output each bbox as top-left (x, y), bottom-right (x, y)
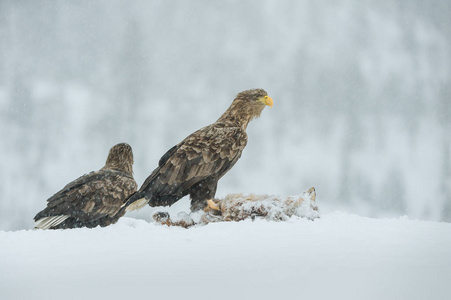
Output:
top-left (0, 0), bottom-right (450, 230)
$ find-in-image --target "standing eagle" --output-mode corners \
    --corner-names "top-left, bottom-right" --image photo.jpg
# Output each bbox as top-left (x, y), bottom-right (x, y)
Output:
top-left (34, 143), bottom-right (138, 229)
top-left (127, 88), bottom-right (273, 212)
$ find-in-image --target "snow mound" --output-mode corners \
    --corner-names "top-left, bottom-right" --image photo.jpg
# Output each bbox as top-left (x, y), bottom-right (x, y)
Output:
top-left (1, 212), bottom-right (451, 300)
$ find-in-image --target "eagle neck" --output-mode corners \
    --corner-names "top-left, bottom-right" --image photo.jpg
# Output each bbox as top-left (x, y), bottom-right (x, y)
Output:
top-left (103, 161), bottom-right (133, 176)
top-left (217, 99), bottom-right (263, 131)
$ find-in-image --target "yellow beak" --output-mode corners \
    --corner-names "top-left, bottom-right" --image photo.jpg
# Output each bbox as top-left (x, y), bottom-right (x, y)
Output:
top-left (260, 95), bottom-right (273, 108)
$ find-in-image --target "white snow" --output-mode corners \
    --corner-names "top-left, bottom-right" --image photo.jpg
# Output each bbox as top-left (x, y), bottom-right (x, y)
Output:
top-left (1, 212), bottom-right (450, 300)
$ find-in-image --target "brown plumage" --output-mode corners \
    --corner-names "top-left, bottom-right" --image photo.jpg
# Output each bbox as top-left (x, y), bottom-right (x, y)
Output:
top-left (127, 88), bottom-right (273, 211)
top-left (34, 143), bottom-right (137, 229)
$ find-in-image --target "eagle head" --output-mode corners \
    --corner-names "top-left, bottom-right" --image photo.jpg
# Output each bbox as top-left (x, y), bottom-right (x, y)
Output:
top-left (217, 88), bottom-right (273, 128)
top-left (104, 143), bottom-right (134, 175)
top-left (236, 88), bottom-right (273, 108)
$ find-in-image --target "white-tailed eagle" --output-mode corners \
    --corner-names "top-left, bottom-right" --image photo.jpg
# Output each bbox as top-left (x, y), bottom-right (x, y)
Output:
top-left (34, 143), bottom-right (137, 229)
top-left (127, 88), bottom-right (273, 212)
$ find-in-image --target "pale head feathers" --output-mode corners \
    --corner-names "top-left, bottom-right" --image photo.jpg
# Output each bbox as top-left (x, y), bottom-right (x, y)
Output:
top-left (218, 88), bottom-right (270, 129)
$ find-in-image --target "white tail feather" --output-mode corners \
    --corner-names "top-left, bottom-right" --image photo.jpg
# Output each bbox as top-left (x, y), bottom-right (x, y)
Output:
top-left (125, 198), bottom-right (149, 212)
top-left (34, 215), bottom-right (70, 230)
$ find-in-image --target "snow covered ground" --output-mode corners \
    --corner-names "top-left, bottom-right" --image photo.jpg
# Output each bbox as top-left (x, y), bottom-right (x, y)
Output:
top-left (1, 211), bottom-right (450, 300)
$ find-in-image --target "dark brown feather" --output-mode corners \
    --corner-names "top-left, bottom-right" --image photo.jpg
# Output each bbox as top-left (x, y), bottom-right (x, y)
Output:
top-left (34, 143), bottom-right (137, 229)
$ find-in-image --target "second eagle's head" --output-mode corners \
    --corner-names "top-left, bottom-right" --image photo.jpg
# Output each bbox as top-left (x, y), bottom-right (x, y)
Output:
top-left (103, 143), bottom-right (134, 176)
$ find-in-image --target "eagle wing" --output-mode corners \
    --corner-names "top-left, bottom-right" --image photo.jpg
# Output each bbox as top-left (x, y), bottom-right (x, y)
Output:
top-left (34, 170), bottom-right (137, 227)
top-left (140, 122), bottom-right (247, 204)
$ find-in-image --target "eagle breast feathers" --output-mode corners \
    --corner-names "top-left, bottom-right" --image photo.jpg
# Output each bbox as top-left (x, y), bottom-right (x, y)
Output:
top-left (160, 124), bottom-right (247, 186)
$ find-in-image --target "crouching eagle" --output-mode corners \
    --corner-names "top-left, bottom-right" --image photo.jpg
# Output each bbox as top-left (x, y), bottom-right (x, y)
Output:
top-left (34, 143), bottom-right (138, 229)
top-left (127, 88), bottom-right (273, 212)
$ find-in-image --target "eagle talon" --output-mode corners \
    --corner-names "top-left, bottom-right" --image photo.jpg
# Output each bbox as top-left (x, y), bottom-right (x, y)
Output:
top-left (205, 199), bottom-right (221, 212)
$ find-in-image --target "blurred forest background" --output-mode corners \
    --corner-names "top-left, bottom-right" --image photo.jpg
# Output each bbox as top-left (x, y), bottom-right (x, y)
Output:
top-left (0, 0), bottom-right (450, 230)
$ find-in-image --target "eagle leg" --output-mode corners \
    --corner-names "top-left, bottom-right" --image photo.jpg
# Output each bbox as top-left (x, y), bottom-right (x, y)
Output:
top-left (189, 177), bottom-right (218, 212)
